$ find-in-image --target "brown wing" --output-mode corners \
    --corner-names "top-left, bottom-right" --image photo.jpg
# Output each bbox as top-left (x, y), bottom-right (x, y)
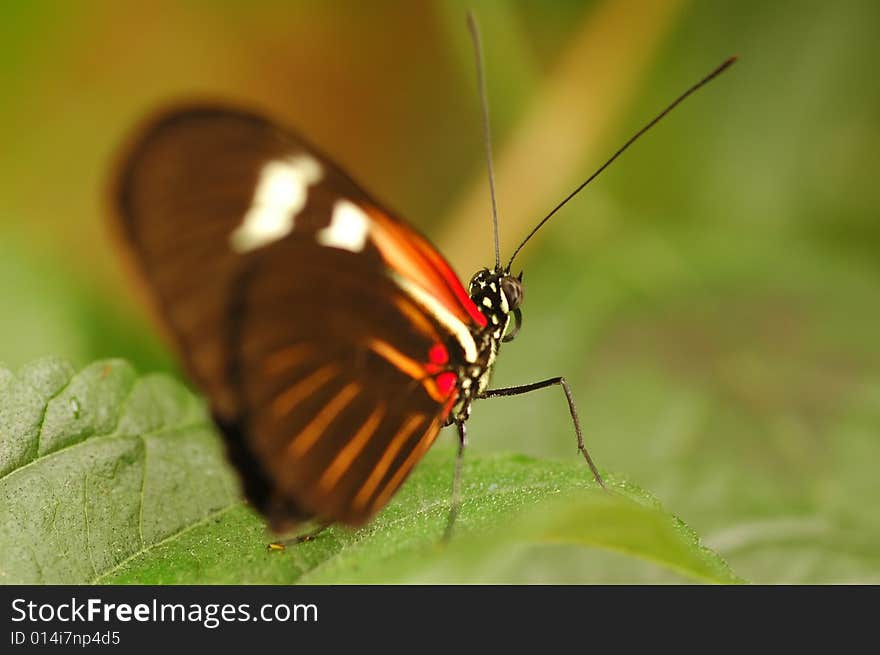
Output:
top-left (113, 106), bottom-right (477, 529)
top-left (232, 243), bottom-right (459, 527)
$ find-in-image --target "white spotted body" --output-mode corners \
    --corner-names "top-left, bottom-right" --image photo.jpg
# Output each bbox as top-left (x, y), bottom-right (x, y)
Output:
top-left (448, 267), bottom-right (524, 423)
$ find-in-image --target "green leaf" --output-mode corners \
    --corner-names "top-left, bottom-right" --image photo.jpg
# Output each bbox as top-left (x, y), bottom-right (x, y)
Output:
top-left (0, 358), bottom-right (739, 584)
top-left (0, 357), bottom-right (238, 584)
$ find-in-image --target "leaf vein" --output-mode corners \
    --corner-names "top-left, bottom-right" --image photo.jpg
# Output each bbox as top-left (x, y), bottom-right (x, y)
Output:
top-left (82, 472), bottom-right (98, 578)
top-left (0, 421), bottom-right (206, 485)
top-left (31, 371), bottom-right (75, 460)
top-left (137, 435), bottom-right (148, 548)
top-left (92, 503), bottom-right (241, 583)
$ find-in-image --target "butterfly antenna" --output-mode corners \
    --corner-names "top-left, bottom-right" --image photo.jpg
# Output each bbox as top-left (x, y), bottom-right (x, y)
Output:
top-left (467, 10), bottom-right (502, 272)
top-left (506, 55), bottom-right (738, 270)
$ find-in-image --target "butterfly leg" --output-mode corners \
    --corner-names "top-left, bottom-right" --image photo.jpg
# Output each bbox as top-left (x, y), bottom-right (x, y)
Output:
top-left (442, 420), bottom-right (468, 542)
top-left (267, 523), bottom-right (331, 551)
top-left (480, 377), bottom-right (606, 489)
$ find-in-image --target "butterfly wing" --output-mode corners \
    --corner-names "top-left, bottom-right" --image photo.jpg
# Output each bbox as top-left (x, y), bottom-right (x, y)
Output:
top-left (113, 107), bottom-right (485, 528)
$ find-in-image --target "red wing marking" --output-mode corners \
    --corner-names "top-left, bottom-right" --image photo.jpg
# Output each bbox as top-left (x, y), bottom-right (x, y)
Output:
top-left (367, 338), bottom-right (458, 404)
top-left (435, 372), bottom-right (457, 397)
top-left (428, 343), bottom-right (449, 366)
top-left (424, 343), bottom-right (455, 395)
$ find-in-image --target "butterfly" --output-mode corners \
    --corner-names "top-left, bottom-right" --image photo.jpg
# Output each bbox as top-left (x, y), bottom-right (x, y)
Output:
top-left (110, 14), bottom-right (735, 540)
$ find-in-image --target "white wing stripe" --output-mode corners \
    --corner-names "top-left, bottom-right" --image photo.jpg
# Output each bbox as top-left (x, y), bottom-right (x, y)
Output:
top-left (390, 272), bottom-right (477, 363)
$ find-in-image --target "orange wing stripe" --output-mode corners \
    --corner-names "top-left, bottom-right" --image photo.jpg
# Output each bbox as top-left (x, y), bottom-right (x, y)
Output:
top-left (287, 382), bottom-right (360, 457)
top-left (318, 403), bottom-right (386, 492)
top-left (271, 363), bottom-right (339, 418)
top-left (262, 342), bottom-right (313, 375)
top-left (370, 415), bottom-right (442, 513)
top-left (393, 295), bottom-right (441, 341)
top-left (353, 414), bottom-right (425, 510)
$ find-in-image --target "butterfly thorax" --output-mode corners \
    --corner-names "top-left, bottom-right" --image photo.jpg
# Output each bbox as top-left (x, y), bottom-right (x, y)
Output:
top-left (449, 268), bottom-right (524, 422)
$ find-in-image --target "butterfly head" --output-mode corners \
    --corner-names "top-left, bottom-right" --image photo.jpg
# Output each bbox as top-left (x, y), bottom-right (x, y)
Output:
top-left (468, 268), bottom-right (524, 343)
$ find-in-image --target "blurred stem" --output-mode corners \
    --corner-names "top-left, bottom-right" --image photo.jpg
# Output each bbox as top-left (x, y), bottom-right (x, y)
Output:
top-left (440, 0), bottom-right (688, 274)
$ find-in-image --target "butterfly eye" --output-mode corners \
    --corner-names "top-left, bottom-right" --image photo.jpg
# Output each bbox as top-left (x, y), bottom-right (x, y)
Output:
top-left (500, 275), bottom-right (524, 311)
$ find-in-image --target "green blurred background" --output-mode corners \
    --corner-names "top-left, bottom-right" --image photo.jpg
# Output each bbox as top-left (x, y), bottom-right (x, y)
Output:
top-left (1, 0), bottom-right (878, 583)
